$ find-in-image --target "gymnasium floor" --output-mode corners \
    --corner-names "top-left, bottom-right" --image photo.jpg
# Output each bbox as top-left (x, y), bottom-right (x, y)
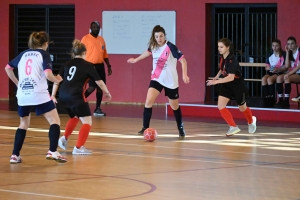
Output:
top-left (0, 103), bottom-right (300, 200)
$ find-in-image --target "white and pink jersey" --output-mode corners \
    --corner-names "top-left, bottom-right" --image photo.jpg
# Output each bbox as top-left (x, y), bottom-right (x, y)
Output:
top-left (290, 48), bottom-right (300, 74)
top-left (7, 49), bottom-right (53, 106)
top-left (265, 51), bottom-right (286, 71)
top-left (149, 41), bottom-right (184, 89)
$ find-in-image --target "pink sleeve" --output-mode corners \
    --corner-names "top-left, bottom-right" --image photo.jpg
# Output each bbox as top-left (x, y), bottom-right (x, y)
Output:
top-left (5, 64), bottom-right (14, 69)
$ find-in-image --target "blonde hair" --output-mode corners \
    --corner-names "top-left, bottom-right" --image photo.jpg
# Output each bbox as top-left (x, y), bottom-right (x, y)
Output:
top-left (28, 31), bottom-right (50, 49)
top-left (148, 25), bottom-right (166, 51)
top-left (71, 39), bottom-right (86, 58)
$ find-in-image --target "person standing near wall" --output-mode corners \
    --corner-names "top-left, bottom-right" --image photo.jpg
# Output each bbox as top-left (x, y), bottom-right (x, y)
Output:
top-left (51, 39), bottom-right (111, 155)
top-left (81, 21), bottom-right (112, 116)
top-left (5, 31), bottom-right (67, 163)
top-left (206, 38), bottom-right (257, 137)
top-left (261, 39), bottom-right (286, 108)
top-left (127, 25), bottom-right (189, 137)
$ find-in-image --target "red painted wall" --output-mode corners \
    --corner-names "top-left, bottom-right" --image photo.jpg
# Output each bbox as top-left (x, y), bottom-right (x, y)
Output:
top-left (1, 0), bottom-right (299, 103)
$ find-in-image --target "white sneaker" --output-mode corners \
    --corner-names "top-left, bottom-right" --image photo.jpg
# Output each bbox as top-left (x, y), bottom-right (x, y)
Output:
top-left (248, 116), bottom-right (257, 134)
top-left (46, 150), bottom-right (67, 163)
top-left (291, 95), bottom-right (300, 102)
top-left (72, 146), bottom-right (92, 155)
top-left (58, 136), bottom-right (68, 150)
top-left (10, 154), bottom-right (22, 164)
top-left (226, 126), bottom-right (241, 137)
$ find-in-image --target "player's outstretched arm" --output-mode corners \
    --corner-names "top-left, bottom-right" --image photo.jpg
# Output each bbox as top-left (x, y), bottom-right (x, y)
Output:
top-left (127, 50), bottom-right (151, 64)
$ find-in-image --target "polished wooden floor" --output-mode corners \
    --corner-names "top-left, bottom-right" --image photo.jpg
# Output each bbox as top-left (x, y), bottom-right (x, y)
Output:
top-left (0, 103), bottom-right (300, 200)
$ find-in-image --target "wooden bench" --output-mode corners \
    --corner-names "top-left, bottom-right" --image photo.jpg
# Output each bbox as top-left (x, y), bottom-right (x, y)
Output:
top-left (205, 62), bottom-right (300, 107)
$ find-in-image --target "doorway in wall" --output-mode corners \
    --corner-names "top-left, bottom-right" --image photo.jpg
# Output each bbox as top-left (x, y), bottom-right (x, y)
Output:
top-left (207, 4), bottom-right (277, 101)
top-left (9, 5), bottom-right (75, 100)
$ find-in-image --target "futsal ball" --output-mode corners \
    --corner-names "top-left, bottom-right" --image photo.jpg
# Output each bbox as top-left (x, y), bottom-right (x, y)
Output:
top-left (143, 128), bottom-right (157, 142)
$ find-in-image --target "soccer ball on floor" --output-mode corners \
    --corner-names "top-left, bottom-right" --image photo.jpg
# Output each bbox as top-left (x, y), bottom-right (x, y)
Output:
top-left (143, 128), bottom-right (157, 142)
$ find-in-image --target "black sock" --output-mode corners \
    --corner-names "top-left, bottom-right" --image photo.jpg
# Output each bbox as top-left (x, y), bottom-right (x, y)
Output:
top-left (12, 128), bottom-right (27, 156)
top-left (84, 87), bottom-right (95, 98)
top-left (96, 92), bottom-right (103, 108)
top-left (173, 106), bottom-right (183, 129)
top-left (262, 85), bottom-right (269, 97)
top-left (285, 83), bottom-right (291, 95)
top-left (276, 83), bottom-right (283, 96)
top-left (143, 107), bottom-right (152, 128)
top-left (49, 124), bottom-right (60, 152)
top-left (268, 84), bottom-right (275, 97)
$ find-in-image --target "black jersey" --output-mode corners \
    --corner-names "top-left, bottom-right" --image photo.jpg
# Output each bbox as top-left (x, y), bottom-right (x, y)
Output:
top-left (219, 55), bottom-right (242, 78)
top-left (58, 58), bottom-right (101, 107)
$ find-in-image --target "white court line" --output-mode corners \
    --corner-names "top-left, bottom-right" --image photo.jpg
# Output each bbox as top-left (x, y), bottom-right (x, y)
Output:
top-left (0, 143), bottom-right (299, 172)
top-left (0, 189), bottom-right (91, 200)
top-left (0, 126), bottom-right (299, 158)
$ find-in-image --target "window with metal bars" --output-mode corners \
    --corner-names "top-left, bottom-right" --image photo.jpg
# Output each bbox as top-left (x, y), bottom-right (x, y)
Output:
top-left (14, 5), bottom-right (75, 98)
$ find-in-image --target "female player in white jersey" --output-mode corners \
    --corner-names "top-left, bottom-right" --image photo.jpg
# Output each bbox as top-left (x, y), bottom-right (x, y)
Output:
top-left (261, 39), bottom-right (286, 107)
top-left (5, 31), bottom-right (67, 163)
top-left (51, 39), bottom-right (111, 154)
top-left (275, 36), bottom-right (300, 108)
top-left (127, 25), bottom-right (190, 137)
top-left (206, 38), bottom-right (257, 136)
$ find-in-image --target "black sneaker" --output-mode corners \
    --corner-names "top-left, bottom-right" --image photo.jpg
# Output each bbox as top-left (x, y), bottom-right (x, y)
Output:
top-left (178, 127), bottom-right (186, 137)
top-left (138, 127), bottom-right (147, 135)
top-left (94, 108), bottom-right (106, 116)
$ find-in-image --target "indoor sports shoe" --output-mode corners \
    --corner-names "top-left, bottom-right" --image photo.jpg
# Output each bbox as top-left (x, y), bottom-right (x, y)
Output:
top-left (226, 126), bottom-right (241, 137)
top-left (248, 116), bottom-right (257, 134)
top-left (94, 108), bottom-right (106, 116)
top-left (291, 95), bottom-right (300, 102)
top-left (58, 136), bottom-right (68, 150)
top-left (72, 146), bottom-right (92, 155)
top-left (46, 151), bottom-right (67, 163)
top-left (10, 154), bottom-right (22, 164)
top-left (178, 127), bottom-right (186, 137)
top-left (138, 127), bottom-right (147, 135)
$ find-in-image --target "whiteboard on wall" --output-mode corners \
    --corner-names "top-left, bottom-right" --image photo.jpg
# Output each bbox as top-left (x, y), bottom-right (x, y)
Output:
top-left (102, 11), bottom-right (176, 54)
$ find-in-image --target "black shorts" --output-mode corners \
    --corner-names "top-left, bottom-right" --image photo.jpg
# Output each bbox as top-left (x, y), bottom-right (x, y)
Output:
top-left (89, 63), bottom-right (106, 89)
top-left (149, 80), bottom-right (179, 100)
top-left (66, 102), bottom-right (91, 118)
top-left (267, 71), bottom-right (284, 76)
top-left (218, 78), bottom-right (248, 105)
top-left (18, 100), bottom-right (56, 117)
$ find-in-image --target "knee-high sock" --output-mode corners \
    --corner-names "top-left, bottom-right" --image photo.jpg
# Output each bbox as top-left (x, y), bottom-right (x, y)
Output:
top-left (173, 106), bottom-right (183, 129)
top-left (12, 128), bottom-right (27, 156)
top-left (262, 85), bottom-right (269, 97)
top-left (96, 91), bottom-right (103, 108)
top-left (143, 107), bottom-right (152, 128)
top-left (268, 84), bottom-right (275, 97)
top-left (284, 83), bottom-right (291, 99)
top-left (64, 118), bottom-right (79, 140)
top-left (219, 108), bottom-right (236, 127)
top-left (84, 87), bottom-right (95, 98)
top-left (76, 124), bottom-right (91, 148)
top-left (49, 124), bottom-right (60, 152)
top-left (276, 83), bottom-right (283, 100)
top-left (243, 107), bottom-right (253, 124)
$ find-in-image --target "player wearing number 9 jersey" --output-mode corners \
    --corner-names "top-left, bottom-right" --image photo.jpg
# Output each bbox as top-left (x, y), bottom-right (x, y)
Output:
top-left (51, 39), bottom-right (111, 155)
top-left (5, 31), bottom-right (67, 163)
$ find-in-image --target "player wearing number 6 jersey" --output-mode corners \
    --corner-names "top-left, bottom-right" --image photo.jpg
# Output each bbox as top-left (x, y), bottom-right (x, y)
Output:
top-left (5, 31), bottom-right (67, 163)
top-left (51, 39), bottom-right (111, 155)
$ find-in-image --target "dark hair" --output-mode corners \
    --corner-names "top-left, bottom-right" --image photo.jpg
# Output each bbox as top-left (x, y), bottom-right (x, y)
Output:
top-left (272, 39), bottom-right (283, 57)
top-left (287, 36), bottom-right (297, 62)
top-left (28, 31), bottom-right (51, 49)
top-left (148, 25), bottom-right (166, 50)
top-left (71, 39), bottom-right (86, 58)
top-left (218, 38), bottom-right (235, 56)
top-left (90, 21), bottom-right (100, 29)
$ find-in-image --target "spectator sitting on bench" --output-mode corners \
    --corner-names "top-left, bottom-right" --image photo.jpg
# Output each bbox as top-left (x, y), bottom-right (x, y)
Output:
top-left (262, 39), bottom-right (286, 108)
top-left (275, 36), bottom-right (300, 109)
